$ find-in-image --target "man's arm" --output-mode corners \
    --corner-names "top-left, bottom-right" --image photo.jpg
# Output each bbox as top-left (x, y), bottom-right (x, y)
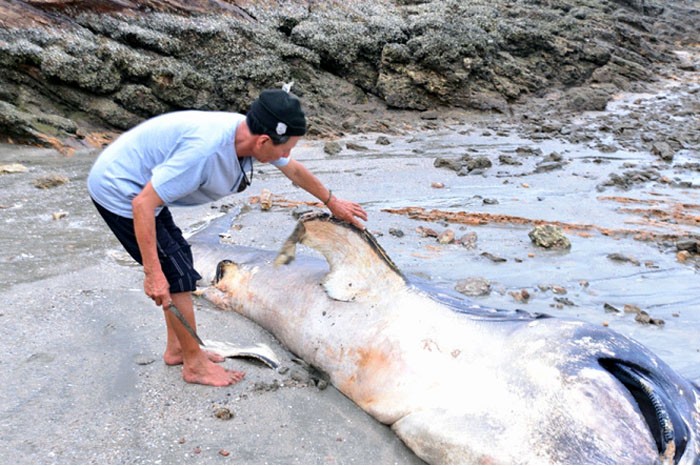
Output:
top-left (277, 159), bottom-right (368, 228)
top-left (132, 181), bottom-right (171, 307)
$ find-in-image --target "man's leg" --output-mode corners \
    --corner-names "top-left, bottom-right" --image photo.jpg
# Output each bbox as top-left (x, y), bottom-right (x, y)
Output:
top-left (91, 200), bottom-right (244, 386)
top-left (165, 291), bottom-right (244, 386)
top-left (162, 300), bottom-right (225, 365)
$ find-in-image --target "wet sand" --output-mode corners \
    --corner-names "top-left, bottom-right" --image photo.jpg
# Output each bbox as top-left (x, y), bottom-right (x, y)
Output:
top-left (1, 62), bottom-right (699, 463)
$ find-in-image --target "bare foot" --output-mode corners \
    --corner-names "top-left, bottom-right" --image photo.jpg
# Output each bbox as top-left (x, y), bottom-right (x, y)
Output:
top-left (182, 358), bottom-right (245, 387)
top-left (164, 348), bottom-right (224, 366)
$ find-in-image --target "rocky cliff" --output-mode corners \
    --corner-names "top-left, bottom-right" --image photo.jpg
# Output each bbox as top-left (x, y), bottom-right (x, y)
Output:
top-left (0, 0), bottom-right (697, 148)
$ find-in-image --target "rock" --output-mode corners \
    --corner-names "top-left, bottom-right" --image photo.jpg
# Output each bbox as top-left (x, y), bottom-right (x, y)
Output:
top-left (509, 289), bottom-right (530, 303)
top-left (375, 135), bottom-right (391, 145)
top-left (213, 407), bottom-right (234, 420)
top-left (607, 253), bottom-right (640, 266)
top-left (324, 141), bottom-right (343, 156)
top-left (457, 232), bottom-right (477, 249)
top-left (565, 86), bottom-right (615, 112)
top-left (437, 229), bottom-right (455, 244)
top-left (454, 277), bottom-right (491, 297)
top-left (498, 155), bottom-right (522, 166)
top-left (481, 252), bottom-right (507, 263)
top-left (0, 163), bottom-right (28, 174)
top-left (528, 225), bottom-right (571, 249)
top-left (259, 189), bottom-right (273, 211)
top-left (554, 297), bottom-right (576, 307)
top-left (416, 226), bottom-right (439, 238)
top-left (346, 142), bottom-right (369, 151)
top-left (676, 240), bottom-right (699, 253)
top-left (33, 174), bottom-right (69, 189)
top-left (0, 0), bottom-right (692, 144)
top-left (650, 141), bottom-right (675, 161)
top-left (388, 228), bottom-right (404, 238)
top-left (604, 303), bottom-right (623, 314)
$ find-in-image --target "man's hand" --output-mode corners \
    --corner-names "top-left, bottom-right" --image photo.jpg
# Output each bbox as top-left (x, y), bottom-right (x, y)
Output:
top-left (144, 270), bottom-right (171, 307)
top-left (327, 196), bottom-right (368, 229)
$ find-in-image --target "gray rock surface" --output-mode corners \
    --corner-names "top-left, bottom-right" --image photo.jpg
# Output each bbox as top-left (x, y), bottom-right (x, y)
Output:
top-left (0, 0), bottom-right (698, 146)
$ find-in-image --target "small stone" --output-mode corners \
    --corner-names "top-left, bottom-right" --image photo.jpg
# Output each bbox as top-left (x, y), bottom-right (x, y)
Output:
top-left (260, 189), bottom-right (273, 210)
top-left (437, 229), bottom-right (455, 244)
top-left (219, 449), bottom-right (230, 457)
top-left (481, 252), bottom-right (507, 262)
top-left (529, 225), bottom-right (571, 249)
top-left (33, 174), bottom-right (69, 189)
top-left (431, 182), bottom-right (445, 189)
top-left (0, 163), bottom-right (28, 174)
top-left (607, 253), bottom-right (640, 266)
top-left (416, 226), bottom-right (439, 238)
top-left (133, 354), bottom-right (156, 365)
top-left (346, 142), bottom-right (369, 151)
top-left (323, 141), bottom-right (343, 155)
top-left (677, 250), bottom-right (690, 262)
top-left (509, 289), bottom-right (530, 303)
top-left (457, 232), bottom-right (477, 249)
top-left (455, 277), bottom-right (491, 297)
top-left (604, 303), bottom-right (622, 313)
top-left (214, 407), bottom-right (234, 420)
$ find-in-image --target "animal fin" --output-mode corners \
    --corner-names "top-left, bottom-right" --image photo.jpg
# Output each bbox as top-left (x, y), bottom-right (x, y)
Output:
top-left (203, 340), bottom-right (280, 369)
top-left (275, 212), bottom-right (406, 302)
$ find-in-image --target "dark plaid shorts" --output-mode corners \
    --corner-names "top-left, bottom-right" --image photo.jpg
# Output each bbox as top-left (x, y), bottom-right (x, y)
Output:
top-left (91, 199), bottom-right (203, 293)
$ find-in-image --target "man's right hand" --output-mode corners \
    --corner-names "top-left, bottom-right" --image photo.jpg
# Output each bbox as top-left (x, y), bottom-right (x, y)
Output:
top-left (144, 270), bottom-right (171, 307)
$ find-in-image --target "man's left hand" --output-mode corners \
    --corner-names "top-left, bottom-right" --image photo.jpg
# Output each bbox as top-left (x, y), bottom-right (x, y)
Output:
top-left (327, 197), bottom-right (368, 229)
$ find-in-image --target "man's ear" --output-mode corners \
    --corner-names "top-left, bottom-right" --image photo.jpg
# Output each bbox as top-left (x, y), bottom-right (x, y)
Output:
top-left (255, 134), bottom-right (271, 148)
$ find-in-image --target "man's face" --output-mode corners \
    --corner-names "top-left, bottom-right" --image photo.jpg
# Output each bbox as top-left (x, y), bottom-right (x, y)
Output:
top-left (253, 135), bottom-right (300, 164)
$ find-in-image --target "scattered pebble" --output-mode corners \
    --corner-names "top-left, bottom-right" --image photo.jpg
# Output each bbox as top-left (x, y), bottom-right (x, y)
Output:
top-left (260, 189), bottom-right (272, 210)
top-left (529, 225), bottom-right (571, 249)
top-left (457, 232), bottom-right (477, 249)
top-left (214, 407), bottom-right (234, 420)
top-left (133, 354), bottom-right (156, 365)
top-left (554, 297), bottom-right (576, 306)
top-left (437, 229), bottom-right (455, 244)
top-left (324, 141), bottom-right (342, 155)
top-left (607, 253), bottom-right (640, 266)
top-left (481, 252), bottom-right (507, 262)
top-left (33, 174), bottom-right (69, 189)
top-left (509, 289), bottom-right (530, 303)
top-left (416, 226), bottom-right (439, 238)
top-left (0, 163), bottom-right (28, 173)
top-left (454, 277), bottom-right (491, 297)
top-left (346, 142), bottom-right (369, 151)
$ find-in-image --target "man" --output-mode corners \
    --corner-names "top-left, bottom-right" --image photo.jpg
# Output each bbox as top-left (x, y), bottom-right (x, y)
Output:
top-left (88, 89), bottom-right (368, 387)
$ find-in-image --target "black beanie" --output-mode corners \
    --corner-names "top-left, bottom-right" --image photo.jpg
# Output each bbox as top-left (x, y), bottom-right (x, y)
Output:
top-left (246, 89), bottom-right (307, 137)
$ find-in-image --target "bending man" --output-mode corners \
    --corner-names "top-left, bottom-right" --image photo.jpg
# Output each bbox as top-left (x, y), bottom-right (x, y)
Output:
top-left (88, 89), bottom-right (367, 386)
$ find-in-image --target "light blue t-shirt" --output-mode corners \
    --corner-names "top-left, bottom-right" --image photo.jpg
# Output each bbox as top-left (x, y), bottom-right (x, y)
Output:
top-left (87, 111), bottom-right (289, 218)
